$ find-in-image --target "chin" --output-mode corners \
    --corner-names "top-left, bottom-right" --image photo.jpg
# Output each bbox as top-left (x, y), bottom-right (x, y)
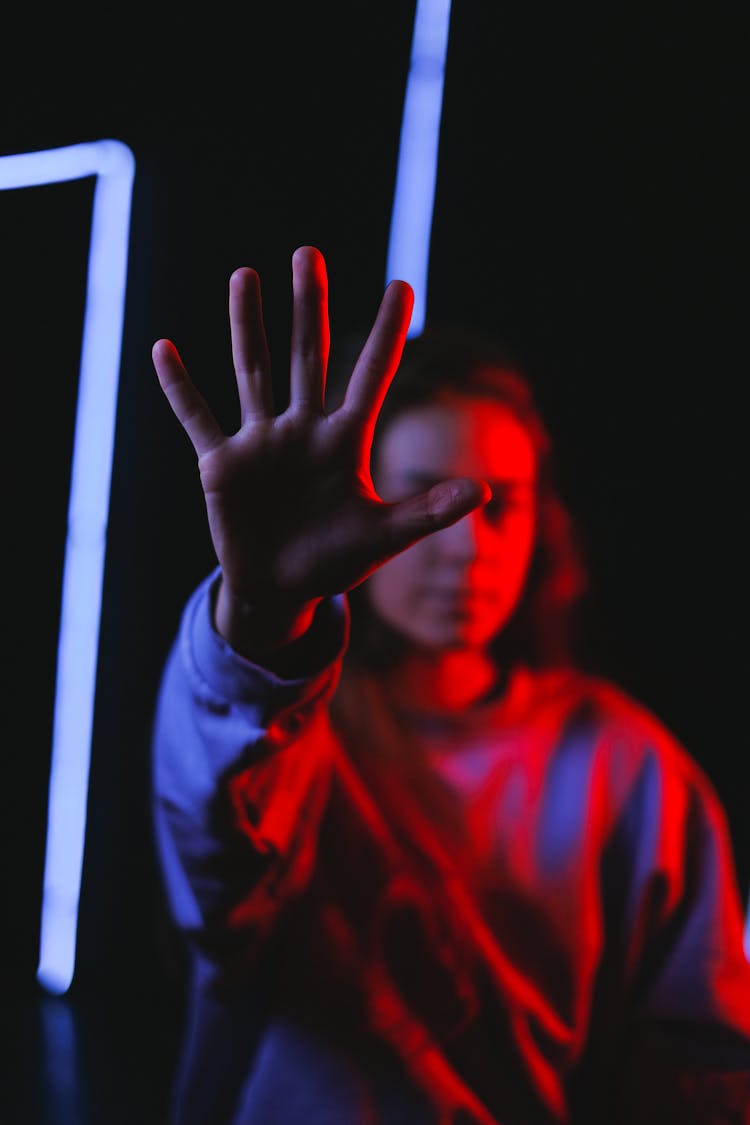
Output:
top-left (438, 610), bottom-right (507, 648)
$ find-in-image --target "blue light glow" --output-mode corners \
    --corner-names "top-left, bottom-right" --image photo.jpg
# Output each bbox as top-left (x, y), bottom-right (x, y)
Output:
top-left (0, 140), bottom-right (135, 995)
top-left (385, 0), bottom-right (452, 335)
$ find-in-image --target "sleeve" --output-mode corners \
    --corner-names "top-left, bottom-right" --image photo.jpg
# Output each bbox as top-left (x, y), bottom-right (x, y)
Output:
top-left (151, 568), bottom-right (349, 961)
top-left (613, 742), bottom-right (750, 1123)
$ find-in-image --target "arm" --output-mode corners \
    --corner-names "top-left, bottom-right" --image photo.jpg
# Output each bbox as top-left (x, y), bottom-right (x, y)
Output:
top-left (614, 751), bottom-right (750, 1123)
top-left (152, 568), bottom-right (347, 952)
top-left (151, 247), bottom-right (491, 950)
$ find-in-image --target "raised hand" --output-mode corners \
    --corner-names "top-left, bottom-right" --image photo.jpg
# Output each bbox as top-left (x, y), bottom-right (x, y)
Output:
top-left (152, 246), bottom-right (489, 657)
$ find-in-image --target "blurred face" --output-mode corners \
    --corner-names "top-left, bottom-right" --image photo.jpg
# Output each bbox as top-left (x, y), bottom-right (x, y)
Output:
top-left (367, 395), bottom-right (538, 652)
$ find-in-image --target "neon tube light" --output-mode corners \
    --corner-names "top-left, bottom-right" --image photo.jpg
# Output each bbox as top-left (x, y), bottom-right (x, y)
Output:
top-left (385, 0), bottom-right (453, 335)
top-left (385, 2), bottom-right (750, 973)
top-left (0, 140), bottom-right (135, 995)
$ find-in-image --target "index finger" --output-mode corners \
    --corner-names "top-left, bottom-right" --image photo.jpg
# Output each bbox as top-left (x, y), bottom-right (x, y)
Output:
top-left (342, 279), bottom-right (414, 430)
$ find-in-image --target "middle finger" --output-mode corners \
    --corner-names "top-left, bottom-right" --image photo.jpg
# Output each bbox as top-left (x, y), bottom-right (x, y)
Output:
top-left (288, 245), bottom-right (330, 412)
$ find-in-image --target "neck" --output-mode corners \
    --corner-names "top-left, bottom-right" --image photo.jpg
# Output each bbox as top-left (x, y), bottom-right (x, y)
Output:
top-left (383, 647), bottom-right (502, 713)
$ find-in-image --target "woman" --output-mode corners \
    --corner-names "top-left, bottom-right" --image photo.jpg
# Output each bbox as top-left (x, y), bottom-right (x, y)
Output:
top-left (151, 246), bottom-right (750, 1123)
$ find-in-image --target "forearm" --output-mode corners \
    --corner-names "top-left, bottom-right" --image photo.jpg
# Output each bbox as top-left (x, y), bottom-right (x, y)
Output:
top-left (152, 568), bottom-right (348, 942)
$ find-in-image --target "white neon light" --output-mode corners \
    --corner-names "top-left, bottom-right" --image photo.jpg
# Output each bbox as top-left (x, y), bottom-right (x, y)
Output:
top-left (384, 0), bottom-right (750, 976)
top-left (0, 140), bottom-right (135, 995)
top-left (385, 0), bottom-right (453, 335)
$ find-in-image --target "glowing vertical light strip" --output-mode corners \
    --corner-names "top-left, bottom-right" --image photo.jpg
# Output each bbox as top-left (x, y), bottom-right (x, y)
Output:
top-left (385, 0), bottom-right (452, 335)
top-left (0, 140), bottom-right (135, 995)
top-left (384, 2), bottom-right (750, 974)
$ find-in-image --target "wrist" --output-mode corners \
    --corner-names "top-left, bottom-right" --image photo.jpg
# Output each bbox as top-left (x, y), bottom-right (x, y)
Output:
top-left (213, 577), bottom-right (320, 664)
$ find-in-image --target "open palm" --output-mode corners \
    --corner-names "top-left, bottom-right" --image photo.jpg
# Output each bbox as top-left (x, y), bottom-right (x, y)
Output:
top-left (153, 246), bottom-right (488, 653)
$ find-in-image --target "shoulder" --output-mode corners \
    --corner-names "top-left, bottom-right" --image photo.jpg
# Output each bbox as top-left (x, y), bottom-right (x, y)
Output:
top-left (525, 665), bottom-right (722, 814)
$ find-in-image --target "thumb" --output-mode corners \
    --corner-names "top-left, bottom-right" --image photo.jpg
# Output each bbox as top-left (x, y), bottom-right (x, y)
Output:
top-left (385, 478), bottom-right (491, 555)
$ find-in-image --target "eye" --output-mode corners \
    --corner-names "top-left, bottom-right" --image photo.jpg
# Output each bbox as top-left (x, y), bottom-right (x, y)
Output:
top-left (482, 493), bottom-right (507, 525)
top-left (481, 485), bottom-right (532, 526)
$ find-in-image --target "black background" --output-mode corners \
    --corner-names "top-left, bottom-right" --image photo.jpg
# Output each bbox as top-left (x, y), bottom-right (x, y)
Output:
top-left (2, 4), bottom-right (748, 1121)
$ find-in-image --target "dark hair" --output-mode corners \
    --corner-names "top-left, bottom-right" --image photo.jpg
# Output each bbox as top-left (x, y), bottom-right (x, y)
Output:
top-left (326, 322), bottom-right (588, 671)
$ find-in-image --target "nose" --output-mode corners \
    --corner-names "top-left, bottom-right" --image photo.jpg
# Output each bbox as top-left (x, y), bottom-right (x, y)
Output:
top-left (434, 508), bottom-right (483, 562)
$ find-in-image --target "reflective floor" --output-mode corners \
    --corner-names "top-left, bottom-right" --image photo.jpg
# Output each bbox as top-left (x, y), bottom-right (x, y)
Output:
top-left (3, 979), bottom-right (184, 1125)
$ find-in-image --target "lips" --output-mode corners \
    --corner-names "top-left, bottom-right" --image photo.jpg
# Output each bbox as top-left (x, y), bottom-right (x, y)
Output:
top-left (421, 588), bottom-right (495, 609)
